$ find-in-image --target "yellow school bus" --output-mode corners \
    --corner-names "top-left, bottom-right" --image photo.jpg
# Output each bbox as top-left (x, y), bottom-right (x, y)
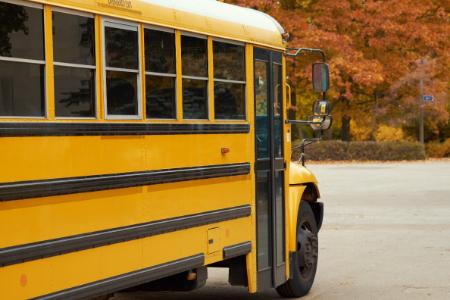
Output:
top-left (0, 0), bottom-right (332, 298)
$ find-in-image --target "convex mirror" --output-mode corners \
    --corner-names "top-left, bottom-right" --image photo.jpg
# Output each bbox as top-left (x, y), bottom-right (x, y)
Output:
top-left (310, 115), bottom-right (333, 131)
top-left (310, 99), bottom-right (332, 131)
top-left (313, 99), bottom-right (331, 116)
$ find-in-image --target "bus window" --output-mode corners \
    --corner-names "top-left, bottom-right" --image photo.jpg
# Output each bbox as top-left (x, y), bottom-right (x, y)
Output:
top-left (144, 28), bottom-right (176, 119)
top-left (181, 35), bottom-right (208, 120)
top-left (104, 21), bottom-right (140, 117)
top-left (213, 41), bottom-right (246, 120)
top-left (53, 10), bottom-right (96, 118)
top-left (0, 1), bottom-right (45, 117)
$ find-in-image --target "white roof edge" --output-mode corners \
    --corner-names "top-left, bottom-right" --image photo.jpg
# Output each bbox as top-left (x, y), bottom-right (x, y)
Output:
top-left (141, 0), bottom-right (285, 35)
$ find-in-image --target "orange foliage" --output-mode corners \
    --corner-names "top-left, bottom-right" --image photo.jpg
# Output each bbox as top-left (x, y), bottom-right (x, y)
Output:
top-left (226, 0), bottom-right (450, 141)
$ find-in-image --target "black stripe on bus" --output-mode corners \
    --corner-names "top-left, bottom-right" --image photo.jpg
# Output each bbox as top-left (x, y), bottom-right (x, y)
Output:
top-left (0, 122), bottom-right (250, 137)
top-left (223, 241), bottom-right (252, 260)
top-left (0, 205), bottom-right (251, 267)
top-left (0, 163), bottom-right (250, 202)
top-left (33, 254), bottom-right (205, 300)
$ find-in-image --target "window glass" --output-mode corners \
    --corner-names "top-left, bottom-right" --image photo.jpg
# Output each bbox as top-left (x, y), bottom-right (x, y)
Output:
top-left (104, 23), bottom-right (140, 117)
top-left (0, 2), bottom-right (44, 60)
top-left (213, 41), bottom-right (245, 81)
top-left (54, 66), bottom-right (95, 117)
top-left (144, 29), bottom-right (175, 74)
top-left (273, 63), bottom-right (283, 158)
top-left (214, 82), bottom-right (245, 119)
top-left (53, 11), bottom-right (96, 118)
top-left (181, 36), bottom-right (207, 77)
top-left (0, 60), bottom-right (45, 116)
top-left (146, 75), bottom-right (175, 119)
top-left (52, 12), bottom-right (95, 65)
top-left (144, 28), bottom-right (176, 119)
top-left (182, 79), bottom-right (207, 119)
top-left (255, 60), bottom-right (269, 159)
top-left (213, 41), bottom-right (246, 120)
top-left (181, 35), bottom-right (208, 119)
top-left (105, 26), bottom-right (138, 70)
top-left (0, 2), bottom-right (45, 117)
top-left (106, 71), bottom-right (138, 115)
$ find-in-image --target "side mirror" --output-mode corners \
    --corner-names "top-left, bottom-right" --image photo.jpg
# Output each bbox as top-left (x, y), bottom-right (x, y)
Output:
top-left (312, 63), bottom-right (330, 93)
top-left (313, 99), bottom-right (331, 116)
top-left (310, 99), bottom-right (332, 131)
top-left (310, 115), bottom-right (333, 131)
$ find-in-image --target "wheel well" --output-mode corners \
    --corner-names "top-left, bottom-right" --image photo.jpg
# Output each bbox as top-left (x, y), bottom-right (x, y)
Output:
top-left (301, 183), bottom-right (318, 202)
top-left (301, 183), bottom-right (323, 231)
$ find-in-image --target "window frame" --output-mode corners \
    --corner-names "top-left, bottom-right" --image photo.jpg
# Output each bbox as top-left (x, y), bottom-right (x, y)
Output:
top-left (212, 38), bottom-right (247, 121)
top-left (102, 18), bottom-right (142, 120)
top-left (143, 24), bottom-right (177, 120)
top-left (180, 32), bottom-right (209, 120)
top-left (0, 0), bottom-right (46, 119)
top-left (52, 8), bottom-right (97, 120)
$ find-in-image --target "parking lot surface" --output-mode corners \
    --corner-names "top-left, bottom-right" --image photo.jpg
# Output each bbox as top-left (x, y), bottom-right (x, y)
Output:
top-left (116, 160), bottom-right (450, 300)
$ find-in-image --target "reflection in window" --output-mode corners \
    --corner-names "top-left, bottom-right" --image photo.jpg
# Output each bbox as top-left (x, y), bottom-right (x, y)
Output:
top-left (53, 11), bottom-right (96, 117)
top-left (106, 71), bottom-right (138, 115)
top-left (273, 63), bottom-right (283, 158)
top-left (145, 29), bottom-right (175, 74)
top-left (0, 2), bottom-right (44, 60)
top-left (54, 67), bottom-right (95, 117)
top-left (146, 75), bottom-right (176, 119)
top-left (181, 35), bottom-right (208, 119)
top-left (104, 22), bottom-right (140, 117)
top-left (144, 28), bottom-right (176, 119)
top-left (181, 36), bottom-right (207, 77)
top-left (182, 79), bottom-right (208, 119)
top-left (213, 41), bottom-right (245, 120)
top-left (0, 2), bottom-right (45, 117)
top-left (53, 12), bottom-right (95, 65)
top-left (213, 41), bottom-right (245, 81)
top-left (105, 26), bottom-right (138, 70)
top-left (214, 82), bottom-right (245, 119)
top-left (0, 61), bottom-right (45, 116)
top-left (255, 60), bottom-right (269, 159)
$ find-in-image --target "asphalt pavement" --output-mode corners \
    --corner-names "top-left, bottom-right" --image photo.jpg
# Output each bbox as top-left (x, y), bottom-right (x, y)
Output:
top-left (115, 160), bottom-right (450, 300)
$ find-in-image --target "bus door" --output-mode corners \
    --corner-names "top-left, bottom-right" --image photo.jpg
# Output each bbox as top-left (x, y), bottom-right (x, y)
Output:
top-left (254, 48), bottom-right (286, 289)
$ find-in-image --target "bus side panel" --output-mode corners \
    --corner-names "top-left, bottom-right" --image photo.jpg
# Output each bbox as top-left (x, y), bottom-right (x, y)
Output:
top-left (0, 217), bottom-right (252, 299)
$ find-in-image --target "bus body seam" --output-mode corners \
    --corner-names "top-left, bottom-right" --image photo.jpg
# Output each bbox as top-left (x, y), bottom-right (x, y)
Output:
top-left (0, 163), bottom-right (251, 201)
top-left (0, 205), bottom-right (251, 267)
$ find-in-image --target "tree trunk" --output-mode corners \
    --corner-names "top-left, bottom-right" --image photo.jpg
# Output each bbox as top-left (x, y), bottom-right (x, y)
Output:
top-left (341, 115), bottom-right (351, 141)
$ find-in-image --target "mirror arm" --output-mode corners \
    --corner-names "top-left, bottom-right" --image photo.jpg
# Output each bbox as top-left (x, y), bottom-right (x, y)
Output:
top-left (285, 116), bottom-right (326, 125)
top-left (285, 47), bottom-right (326, 62)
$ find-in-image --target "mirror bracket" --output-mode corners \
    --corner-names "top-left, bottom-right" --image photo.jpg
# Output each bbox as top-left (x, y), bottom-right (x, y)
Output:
top-left (285, 47), bottom-right (326, 62)
top-left (292, 138), bottom-right (321, 166)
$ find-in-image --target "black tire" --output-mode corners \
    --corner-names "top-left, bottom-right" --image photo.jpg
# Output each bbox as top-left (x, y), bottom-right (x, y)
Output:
top-left (276, 201), bottom-right (318, 298)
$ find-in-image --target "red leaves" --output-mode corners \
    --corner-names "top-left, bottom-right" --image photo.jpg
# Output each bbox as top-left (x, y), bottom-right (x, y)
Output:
top-left (226, 0), bottom-right (449, 137)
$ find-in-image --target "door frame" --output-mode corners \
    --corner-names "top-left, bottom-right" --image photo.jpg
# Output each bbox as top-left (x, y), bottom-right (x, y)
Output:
top-left (253, 47), bottom-right (286, 290)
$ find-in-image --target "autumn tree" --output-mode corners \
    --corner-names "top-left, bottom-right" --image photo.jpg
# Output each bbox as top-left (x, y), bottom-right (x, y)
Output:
top-left (227, 0), bottom-right (450, 142)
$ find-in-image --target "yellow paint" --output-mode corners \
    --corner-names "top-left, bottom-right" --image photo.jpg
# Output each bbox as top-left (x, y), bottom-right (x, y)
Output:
top-left (175, 30), bottom-right (183, 121)
top-left (140, 23), bottom-right (147, 119)
top-left (31, 0), bottom-right (284, 50)
top-left (287, 185), bottom-right (306, 252)
top-left (95, 15), bottom-right (104, 120)
top-left (207, 227), bottom-right (222, 254)
top-left (44, 5), bottom-right (55, 120)
top-left (0, 217), bottom-right (251, 299)
top-left (289, 162), bottom-right (319, 190)
top-left (208, 37), bottom-right (215, 122)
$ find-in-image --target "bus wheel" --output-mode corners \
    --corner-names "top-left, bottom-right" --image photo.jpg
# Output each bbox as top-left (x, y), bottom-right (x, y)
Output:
top-left (276, 201), bottom-right (318, 298)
